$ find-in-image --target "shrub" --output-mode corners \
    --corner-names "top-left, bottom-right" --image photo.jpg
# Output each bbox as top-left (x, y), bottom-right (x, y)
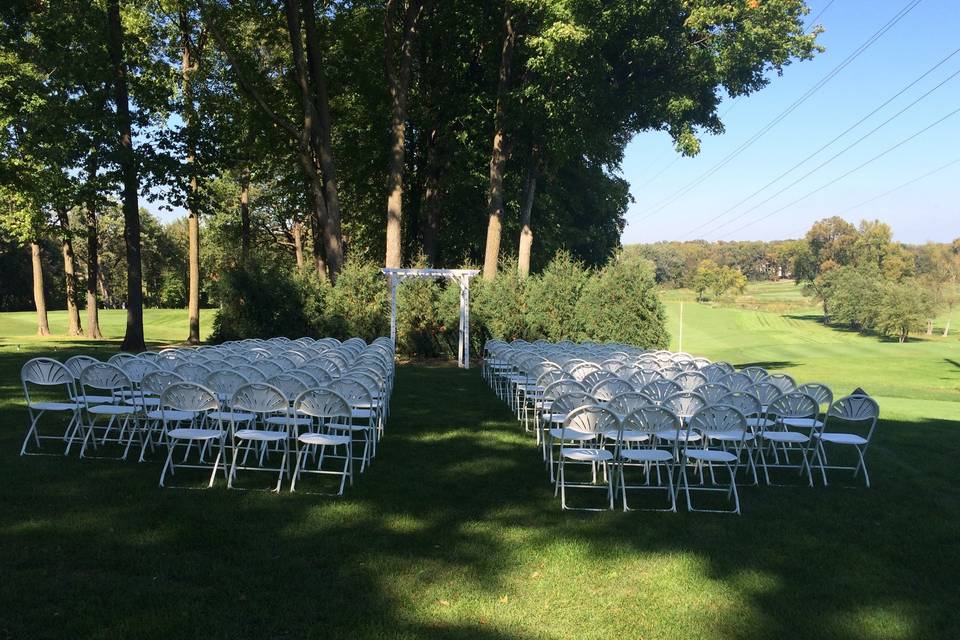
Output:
top-left (525, 250), bottom-right (590, 341)
top-left (575, 252), bottom-right (669, 348)
top-left (472, 256), bottom-right (531, 342)
top-left (397, 275), bottom-right (445, 357)
top-left (210, 259), bottom-right (327, 342)
top-left (324, 259), bottom-right (389, 342)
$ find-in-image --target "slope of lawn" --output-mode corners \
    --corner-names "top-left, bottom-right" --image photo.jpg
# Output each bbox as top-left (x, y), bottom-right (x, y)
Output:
top-left (1, 295), bottom-right (959, 638)
top-left (661, 281), bottom-right (960, 423)
top-left (0, 308), bottom-right (215, 346)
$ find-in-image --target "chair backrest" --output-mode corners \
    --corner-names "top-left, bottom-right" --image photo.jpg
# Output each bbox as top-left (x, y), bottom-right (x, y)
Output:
top-left (582, 370), bottom-right (616, 389)
top-left (721, 372), bottom-right (754, 393)
top-left (173, 362), bottom-right (213, 383)
top-left (543, 379), bottom-right (587, 400)
top-left (560, 404), bottom-right (620, 438)
top-left (700, 364), bottom-right (730, 384)
top-left (629, 369), bottom-right (663, 388)
top-left (798, 383), bottom-right (833, 409)
top-left (160, 382), bottom-right (220, 413)
top-left (662, 391), bottom-right (707, 418)
top-left (294, 389), bottom-right (352, 422)
top-left (766, 373), bottom-right (797, 394)
top-left (591, 378), bottom-right (634, 402)
top-left (64, 355), bottom-right (99, 378)
top-left (327, 379), bottom-right (372, 406)
top-left (569, 362), bottom-right (602, 381)
top-left (142, 370), bottom-right (186, 396)
top-left (751, 382), bottom-right (783, 409)
top-left (697, 383), bottom-right (731, 405)
top-left (230, 383), bottom-right (289, 415)
top-left (606, 391), bottom-right (651, 417)
top-left (621, 406), bottom-right (681, 442)
top-left (120, 358), bottom-right (160, 384)
top-left (718, 391), bottom-right (762, 418)
top-left (21, 357), bottom-right (74, 387)
top-left (740, 366), bottom-right (769, 384)
top-left (234, 364), bottom-right (266, 383)
top-left (673, 371), bottom-right (707, 392)
top-left (80, 363), bottom-right (132, 392)
top-left (641, 379), bottom-right (682, 404)
top-left (548, 392), bottom-right (594, 416)
top-left (768, 392), bottom-right (819, 420)
top-left (687, 406), bottom-right (748, 447)
top-left (827, 394), bottom-right (880, 425)
top-left (205, 370), bottom-right (250, 400)
top-left (255, 361), bottom-right (284, 378)
top-left (268, 373), bottom-right (310, 403)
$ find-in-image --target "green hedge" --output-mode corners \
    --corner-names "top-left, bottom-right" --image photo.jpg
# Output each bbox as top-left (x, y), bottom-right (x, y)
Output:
top-left (211, 251), bottom-right (670, 355)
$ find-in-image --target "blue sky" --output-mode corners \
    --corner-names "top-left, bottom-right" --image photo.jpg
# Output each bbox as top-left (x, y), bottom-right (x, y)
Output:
top-left (621, 0), bottom-right (960, 245)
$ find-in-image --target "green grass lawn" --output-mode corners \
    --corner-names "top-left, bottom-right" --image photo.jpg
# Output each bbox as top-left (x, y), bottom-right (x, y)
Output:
top-left (1, 303), bottom-right (959, 638)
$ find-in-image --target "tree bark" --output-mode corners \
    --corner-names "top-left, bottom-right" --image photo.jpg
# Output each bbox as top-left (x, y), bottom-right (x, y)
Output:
top-left (240, 165), bottom-right (251, 262)
top-left (56, 208), bottom-right (83, 335)
top-left (517, 151), bottom-right (539, 279)
top-left (482, 3), bottom-right (515, 281)
top-left (292, 221), bottom-right (305, 272)
top-left (420, 132), bottom-right (442, 266)
top-left (384, 0), bottom-right (425, 268)
top-left (107, 0), bottom-right (145, 352)
top-left (181, 7), bottom-right (202, 345)
top-left (945, 306), bottom-right (953, 337)
top-left (84, 203), bottom-right (103, 339)
top-left (300, 0), bottom-right (344, 279)
top-left (31, 242), bottom-right (51, 336)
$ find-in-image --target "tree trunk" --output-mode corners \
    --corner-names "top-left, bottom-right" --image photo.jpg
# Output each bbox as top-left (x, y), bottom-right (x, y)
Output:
top-left (181, 7), bottom-right (202, 345)
top-left (292, 221), bottom-right (305, 272)
top-left (384, 0), bottom-right (425, 269)
top-left (925, 319), bottom-right (934, 335)
top-left (482, 3), bottom-right (515, 281)
top-left (300, 0), bottom-right (344, 279)
top-left (56, 208), bottom-right (83, 335)
top-left (107, 0), bottom-right (145, 353)
top-left (84, 202), bottom-right (103, 339)
top-left (421, 153), bottom-right (441, 267)
top-left (31, 242), bottom-right (51, 336)
top-left (240, 165), bottom-right (251, 262)
top-left (517, 151), bottom-right (539, 279)
top-left (944, 305), bottom-right (953, 337)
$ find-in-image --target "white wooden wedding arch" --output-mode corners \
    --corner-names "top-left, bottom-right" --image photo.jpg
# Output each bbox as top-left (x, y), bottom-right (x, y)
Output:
top-left (381, 268), bottom-right (480, 368)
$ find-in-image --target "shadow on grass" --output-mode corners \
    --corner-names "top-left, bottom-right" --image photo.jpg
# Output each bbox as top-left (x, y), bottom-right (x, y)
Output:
top-left (732, 360), bottom-right (800, 370)
top-left (1, 349), bottom-right (958, 638)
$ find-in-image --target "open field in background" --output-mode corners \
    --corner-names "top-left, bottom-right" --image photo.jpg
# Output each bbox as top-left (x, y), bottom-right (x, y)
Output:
top-left (660, 281), bottom-right (960, 423)
top-left (0, 308), bottom-right (215, 347)
top-left (1, 288), bottom-right (959, 638)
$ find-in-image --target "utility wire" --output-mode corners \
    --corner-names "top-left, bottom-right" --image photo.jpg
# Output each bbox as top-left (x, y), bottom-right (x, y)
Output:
top-left (834, 156), bottom-right (960, 216)
top-left (689, 53), bottom-right (960, 239)
top-left (716, 106), bottom-right (960, 238)
top-left (807, 0), bottom-right (837, 29)
top-left (629, 0), bottom-right (922, 224)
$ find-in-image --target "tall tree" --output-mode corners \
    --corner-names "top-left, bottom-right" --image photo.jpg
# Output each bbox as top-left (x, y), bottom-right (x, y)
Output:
top-left (55, 207), bottom-right (83, 335)
top-left (106, 0), bottom-right (146, 352)
top-left (383, 0), bottom-right (425, 268)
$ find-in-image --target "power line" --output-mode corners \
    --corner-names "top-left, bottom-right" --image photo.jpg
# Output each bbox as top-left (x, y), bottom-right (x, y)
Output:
top-left (807, 0), bottom-right (837, 29)
top-left (716, 106), bottom-right (960, 239)
top-left (628, 0), bottom-right (922, 225)
top-left (834, 156), bottom-right (960, 216)
top-left (689, 53), bottom-right (960, 239)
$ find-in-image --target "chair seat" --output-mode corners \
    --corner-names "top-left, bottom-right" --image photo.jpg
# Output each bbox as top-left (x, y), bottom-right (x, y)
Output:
top-left (87, 404), bottom-right (140, 416)
top-left (548, 428), bottom-right (598, 441)
top-left (298, 433), bottom-right (352, 447)
top-left (657, 431), bottom-right (701, 442)
top-left (351, 408), bottom-right (374, 419)
top-left (620, 448), bottom-right (673, 463)
top-left (781, 417), bottom-right (824, 429)
top-left (148, 409), bottom-right (197, 421)
top-left (707, 430), bottom-right (753, 442)
top-left (169, 428), bottom-right (223, 441)
top-left (761, 431), bottom-right (809, 444)
top-left (561, 447), bottom-right (613, 462)
top-left (30, 401), bottom-right (82, 412)
top-left (684, 449), bottom-right (738, 463)
top-left (605, 429), bottom-right (651, 443)
top-left (266, 416), bottom-right (312, 427)
top-left (745, 417), bottom-right (775, 428)
top-left (209, 411), bottom-right (255, 422)
top-left (234, 429), bottom-right (287, 442)
top-left (76, 394), bottom-right (116, 404)
top-left (542, 412), bottom-right (567, 424)
top-left (815, 432), bottom-right (868, 445)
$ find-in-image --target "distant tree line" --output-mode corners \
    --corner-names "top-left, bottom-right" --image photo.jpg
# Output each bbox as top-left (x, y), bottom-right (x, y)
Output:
top-left (1, 0), bottom-right (820, 347)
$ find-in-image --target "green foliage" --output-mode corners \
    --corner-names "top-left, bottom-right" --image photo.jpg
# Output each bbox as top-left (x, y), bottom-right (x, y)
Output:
top-left (524, 251), bottom-right (590, 341)
top-left (691, 259), bottom-right (747, 301)
top-left (324, 259), bottom-right (389, 343)
top-left (876, 280), bottom-right (936, 343)
top-left (574, 253), bottom-right (669, 349)
top-left (472, 256), bottom-right (531, 343)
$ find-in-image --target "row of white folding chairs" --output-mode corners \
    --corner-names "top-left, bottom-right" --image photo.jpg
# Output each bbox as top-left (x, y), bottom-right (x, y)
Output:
top-left (20, 360), bottom-right (391, 495)
top-left (546, 391), bottom-right (880, 513)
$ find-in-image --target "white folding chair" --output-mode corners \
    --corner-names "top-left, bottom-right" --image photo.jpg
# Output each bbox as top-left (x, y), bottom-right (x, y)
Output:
top-left (812, 395), bottom-right (880, 487)
top-left (75, 363), bottom-right (146, 460)
top-left (616, 406), bottom-right (680, 512)
top-left (292, 389), bottom-right (354, 495)
top-left (158, 382), bottom-right (227, 489)
top-left (679, 406), bottom-right (749, 515)
top-left (20, 358), bottom-right (82, 456)
top-left (228, 383), bottom-right (293, 492)
top-left (554, 405), bottom-right (619, 511)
